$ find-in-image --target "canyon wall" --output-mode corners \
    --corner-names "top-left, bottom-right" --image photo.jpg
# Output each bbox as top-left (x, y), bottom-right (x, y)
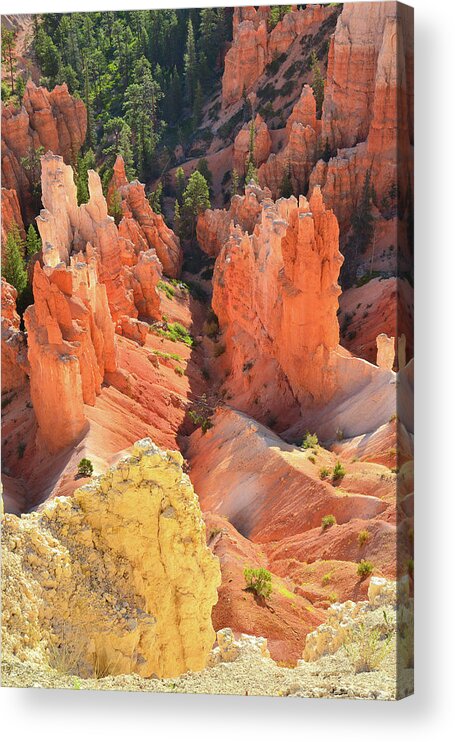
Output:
top-left (1, 187), bottom-right (25, 243)
top-left (1, 439), bottom-right (221, 678)
top-left (222, 5), bottom-right (335, 106)
top-left (1, 278), bottom-right (29, 394)
top-left (211, 185), bottom-right (343, 413)
top-left (1, 81), bottom-right (87, 221)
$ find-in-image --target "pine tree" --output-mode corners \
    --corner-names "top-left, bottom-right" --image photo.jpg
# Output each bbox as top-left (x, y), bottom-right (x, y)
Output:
top-left (76, 149), bottom-right (96, 205)
top-left (175, 167), bottom-right (186, 205)
top-left (2, 225), bottom-right (27, 295)
top-left (181, 170), bottom-right (211, 241)
top-left (108, 189), bottom-right (123, 225)
top-left (193, 80), bottom-right (204, 127)
top-left (15, 75), bottom-right (26, 105)
top-left (21, 145), bottom-right (44, 214)
top-left (231, 169), bottom-right (240, 197)
top-left (311, 51), bottom-right (325, 119)
top-left (351, 169), bottom-right (374, 255)
top-left (124, 56), bottom-right (162, 179)
top-left (245, 160), bottom-right (258, 185)
top-left (83, 60), bottom-right (96, 151)
top-left (25, 224), bottom-right (42, 258)
top-left (269, 6), bottom-right (292, 30)
top-left (173, 199), bottom-right (181, 237)
top-left (184, 19), bottom-right (197, 106)
top-left (148, 182), bottom-right (163, 214)
top-left (118, 122), bottom-right (135, 180)
top-left (196, 158), bottom-right (213, 193)
top-left (2, 29), bottom-right (16, 94)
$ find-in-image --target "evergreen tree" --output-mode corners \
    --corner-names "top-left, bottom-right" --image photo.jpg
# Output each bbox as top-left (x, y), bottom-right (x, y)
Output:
top-left (2, 225), bottom-right (27, 295)
top-left (108, 189), bottom-right (123, 225)
top-left (199, 8), bottom-right (226, 68)
top-left (311, 51), bottom-right (325, 119)
top-left (269, 6), bottom-right (292, 30)
top-left (163, 67), bottom-right (182, 124)
top-left (2, 29), bottom-right (16, 94)
top-left (173, 199), bottom-right (181, 238)
top-left (351, 169), bottom-right (374, 255)
top-left (181, 170), bottom-right (211, 240)
top-left (83, 60), bottom-right (97, 151)
top-left (76, 149), bottom-right (96, 205)
top-left (245, 160), bottom-right (259, 185)
top-left (196, 158), bottom-right (213, 193)
top-left (21, 145), bottom-right (44, 214)
top-left (192, 80), bottom-right (204, 126)
top-left (183, 19), bottom-right (197, 106)
top-left (118, 122), bottom-right (135, 180)
top-left (25, 224), bottom-right (42, 258)
top-left (124, 56), bottom-right (162, 179)
top-left (175, 167), bottom-right (186, 205)
top-left (148, 182), bottom-right (163, 214)
top-left (231, 169), bottom-right (240, 197)
top-left (15, 75), bottom-right (26, 105)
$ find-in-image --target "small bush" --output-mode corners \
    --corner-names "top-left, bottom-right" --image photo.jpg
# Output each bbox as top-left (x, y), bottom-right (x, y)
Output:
top-left (344, 620), bottom-right (393, 673)
top-left (322, 572), bottom-right (333, 586)
top-left (244, 567), bottom-right (272, 599)
top-left (357, 560), bottom-right (374, 578)
top-left (77, 458), bottom-right (93, 477)
top-left (332, 461), bottom-right (346, 480)
top-left (321, 514), bottom-right (337, 530)
top-left (358, 530), bottom-right (371, 547)
top-left (157, 280), bottom-right (175, 300)
top-left (319, 467), bottom-right (330, 480)
top-left (308, 455), bottom-right (316, 464)
top-left (301, 431), bottom-right (318, 449)
top-left (174, 366), bottom-right (185, 376)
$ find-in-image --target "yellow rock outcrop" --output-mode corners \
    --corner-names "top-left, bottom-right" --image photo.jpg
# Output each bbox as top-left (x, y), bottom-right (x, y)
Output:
top-left (1, 439), bottom-right (221, 679)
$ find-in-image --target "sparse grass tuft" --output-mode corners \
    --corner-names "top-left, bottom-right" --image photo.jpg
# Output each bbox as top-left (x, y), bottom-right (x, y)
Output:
top-left (321, 514), bottom-right (337, 530)
top-left (358, 530), bottom-right (371, 547)
top-left (357, 560), bottom-right (374, 578)
top-left (319, 467), bottom-right (330, 480)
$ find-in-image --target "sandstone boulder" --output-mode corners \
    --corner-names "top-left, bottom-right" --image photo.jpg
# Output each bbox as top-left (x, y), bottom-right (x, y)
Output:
top-left (1, 439), bottom-right (221, 678)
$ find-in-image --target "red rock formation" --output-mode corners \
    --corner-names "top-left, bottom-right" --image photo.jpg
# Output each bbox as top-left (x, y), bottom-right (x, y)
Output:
top-left (1, 188), bottom-right (25, 243)
top-left (37, 153), bottom-right (163, 323)
top-left (108, 156), bottom-right (182, 278)
top-left (233, 114), bottom-right (272, 175)
top-left (24, 258), bottom-right (117, 453)
top-left (1, 278), bottom-right (29, 394)
top-left (1, 81), bottom-right (86, 221)
top-left (222, 5), bottom-right (336, 106)
top-left (212, 186), bottom-right (343, 410)
top-left (197, 183), bottom-right (269, 257)
top-left (258, 86), bottom-right (318, 199)
top-left (311, 2), bottom-right (413, 232)
top-left (222, 10), bottom-right (268, 107)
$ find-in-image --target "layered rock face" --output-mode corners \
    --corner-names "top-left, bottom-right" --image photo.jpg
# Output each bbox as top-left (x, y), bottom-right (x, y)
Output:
top-left (259, 86), bottom-right (318, 199)
top-left (310, 2), bottom-right (413, 231)
top-left (222, 5), bottom-right (335, 106)
top-left (108, 156), bottom-right (182, 278)
top-left (37, 152), bottom-right (163, 324)
top-left (1, 278), bottom-right (29, 394)
top-left (233, 114), bottom-right (272, 175)
top-left (1, 439), bottom-right (221, 678)
top-left (24, 259), bottom-right (117, 453)
top-left (212, 186), bottom-right (343, 410)
top-left (1, 81), bottom-right (87, 220)
top-left (1, 187), bottom-right (25, 243)
top-left (197, 182), bottom-right (270, 257)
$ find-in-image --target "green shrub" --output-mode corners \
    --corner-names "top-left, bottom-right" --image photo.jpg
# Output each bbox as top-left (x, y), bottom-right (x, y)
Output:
top-left (244, 567), bottom-right (272, 599)
top-left (332, 461), bottom-right (346, 480)
top-left (321, 514), bottom-right (336, 530)
top-left (301, 431), bottom-right (318, 449)
top-left (157, 280), bottom-right (175, 300)
top-left (344, 620), bottom-right (393, 673)
top-left (358, 530), bottom-right (371, 547)
top-left (357, 560), bottom-right (374, 578)
top-left (308, 455), bottom-right (316, 464)
top-left (77, 458), bottom-right (93, 477)
top-left (319, 467), bottom-right (330, 480)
